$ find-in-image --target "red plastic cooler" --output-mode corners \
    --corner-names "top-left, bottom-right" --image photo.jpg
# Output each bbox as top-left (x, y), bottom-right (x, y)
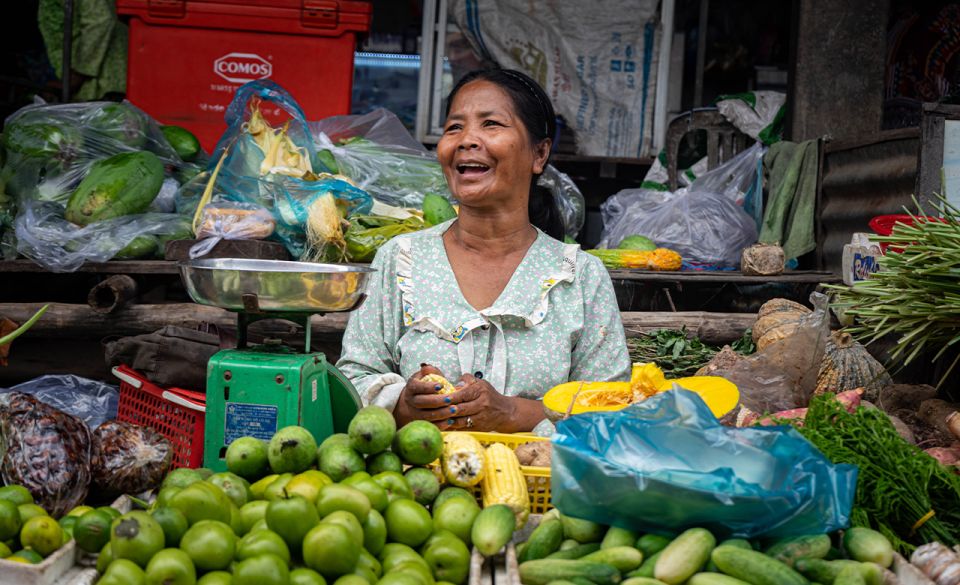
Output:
top-left (116, 0), bottom-right (372, 151)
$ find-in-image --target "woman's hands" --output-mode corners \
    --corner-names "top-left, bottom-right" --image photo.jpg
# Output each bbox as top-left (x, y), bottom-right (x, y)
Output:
top-left (393, 367), bottom-right (544, 433)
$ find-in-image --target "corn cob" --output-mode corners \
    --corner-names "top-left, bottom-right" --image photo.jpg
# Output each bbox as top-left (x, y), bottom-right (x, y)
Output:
top-left (441, 432), bottom-right (486, 487)
top-left (481, 443), bottom-right (529, 529)
top-left (422, 374), bottom-right (457, 395)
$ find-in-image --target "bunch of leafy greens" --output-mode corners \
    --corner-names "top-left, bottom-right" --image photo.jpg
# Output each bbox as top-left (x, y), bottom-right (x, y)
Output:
top-left (796, 393), bottom-right (960, 553)
top-left (626, 327), bottom-right (755, 376)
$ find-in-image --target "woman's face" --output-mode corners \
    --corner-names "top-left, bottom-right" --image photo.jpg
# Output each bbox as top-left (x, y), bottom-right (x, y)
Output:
top-left (437, 80), bottom-right (549, 208)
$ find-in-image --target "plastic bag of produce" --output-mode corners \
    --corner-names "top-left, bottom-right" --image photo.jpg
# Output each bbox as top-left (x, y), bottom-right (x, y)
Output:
top-left (311, 108), bottom-right (450, 209)
top-left (345, 214), bottom-right (426, 262)
top-left (90, 420), bottom-right (172, 498)
top-left (190, 201), bottom-right (276, 259)
top-left (538, 164), bottom-right (586, 238)
top-left (551, 388), bottom-right (858, 538)
top-left (0, 392), bottom-right (92, 517)
top-left (14, 200), bottom-right (191, 272)
top-left (0, 374), bottom-right (119, 428)
top-left (714, 292), bottom-right (831, 420)
top-left (599, 144), bottom-right (765, 267)
top-left (0, 98), bottom-right (202, 206)
top-left (204, 80), bottom-right (373, 260)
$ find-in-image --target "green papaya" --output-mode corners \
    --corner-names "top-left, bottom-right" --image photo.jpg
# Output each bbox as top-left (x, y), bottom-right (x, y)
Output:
top-left (161, 125), bottom-right (201, 162)
top-left (422, 193), bottom-right (457, 226)
top-left (114, 234), bottom-right (159, 259)
top-left (84, 103), bottom-right (148, 148)
top-left (65, 151), bottom-right (164, 225)
top-left (3, 115), bottom-right (83, 166)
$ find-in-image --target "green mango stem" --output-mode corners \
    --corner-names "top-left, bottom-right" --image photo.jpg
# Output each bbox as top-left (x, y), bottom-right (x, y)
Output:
top-left (0, 304), bottom-right (49, 346)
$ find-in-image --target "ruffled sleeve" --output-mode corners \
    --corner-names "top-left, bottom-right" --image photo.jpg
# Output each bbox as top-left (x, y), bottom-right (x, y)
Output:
top-left (335, 239), bottom-right (407, 410)
top-left (568, 252), bottom-right (631, 382)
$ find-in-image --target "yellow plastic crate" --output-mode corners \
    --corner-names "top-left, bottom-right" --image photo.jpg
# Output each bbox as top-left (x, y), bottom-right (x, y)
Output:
top-left (441, 431), bottom-right (553, 514)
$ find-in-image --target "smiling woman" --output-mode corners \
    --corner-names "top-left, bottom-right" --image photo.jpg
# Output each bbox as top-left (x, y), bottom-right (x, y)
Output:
top-left (336, 69), bottom-right (631, 435)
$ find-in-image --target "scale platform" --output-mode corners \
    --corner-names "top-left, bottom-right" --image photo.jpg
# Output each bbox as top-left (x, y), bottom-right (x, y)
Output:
top-left (179, 258), bottom-right (376, 471)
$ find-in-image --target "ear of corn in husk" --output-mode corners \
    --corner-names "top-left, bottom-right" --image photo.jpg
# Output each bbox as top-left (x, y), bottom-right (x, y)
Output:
top-left (302, 192), bottom-right (347, 263)
top-left (244, 101), bottom-right (312, 178)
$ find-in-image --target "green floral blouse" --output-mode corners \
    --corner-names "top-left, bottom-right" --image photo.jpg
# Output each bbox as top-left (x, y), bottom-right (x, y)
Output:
top-left (336, 220), bottom-right (631, 423)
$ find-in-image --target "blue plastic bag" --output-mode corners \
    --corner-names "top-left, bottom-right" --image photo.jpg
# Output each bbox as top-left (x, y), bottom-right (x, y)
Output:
top-left (551, 389), bottom-right (858, 539)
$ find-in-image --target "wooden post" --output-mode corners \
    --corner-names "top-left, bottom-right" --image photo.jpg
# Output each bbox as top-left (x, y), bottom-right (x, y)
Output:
top-left (87, 275), bottom-right (139, 314)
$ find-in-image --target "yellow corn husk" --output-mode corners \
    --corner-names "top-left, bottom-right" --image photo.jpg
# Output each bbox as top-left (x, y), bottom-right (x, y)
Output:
top-left (245, 104), bottom-right (312, 177)
top-left (302, 192), bottom-right (347, 263)
top-left (481, 443), bottom-right (529, 529)
top-left (441, 432), bottom-right (486, 487)
top-left (649, 248), bottom-right (682, 271)
top-left (422, 374), bottom-right (456, 395)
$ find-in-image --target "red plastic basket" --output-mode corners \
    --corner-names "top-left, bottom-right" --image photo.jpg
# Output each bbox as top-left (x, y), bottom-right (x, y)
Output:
top-left (112, 365), bottom-right (206, 469)
top-left (868, 214), bottom-right (946, 252)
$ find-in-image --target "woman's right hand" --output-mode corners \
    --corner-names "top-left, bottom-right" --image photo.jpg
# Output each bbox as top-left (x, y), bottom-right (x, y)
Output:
top-left (393, 364), bottom-right (453, 426)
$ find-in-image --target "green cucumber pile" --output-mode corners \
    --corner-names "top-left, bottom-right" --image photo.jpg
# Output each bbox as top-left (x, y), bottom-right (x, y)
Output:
top-left (516, 510), bottom-right (894, 585)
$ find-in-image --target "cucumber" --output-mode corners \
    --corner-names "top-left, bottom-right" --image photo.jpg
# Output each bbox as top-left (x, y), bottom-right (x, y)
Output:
top-left (547, 543), bottom-right (602, 560)
top-left (518, 559), bottom-right (621, 585)
top-left (654, 528), bottom-right (716, 585)
top-left (710, 546), bottom-right (807, 585)
top-left (567, 579), bottom-right (596, 585)
top-left (521, 519), bottom-right (565, 562)
top-left (859, 562), bottom-right (884, 585)
top-left (543, 509), bottom-right (561, 522)
top-left (559, 514), bottom-right (606, 544)
top-left (794, 559), bottom-right (861, 583)
top-left (602, 527), bottom-right (639, 550)
top-left (65, 151), bottom-right (164, 226)
top-left (422, 193), bottom-right (457, 226)
top-left (834, 564), bottom-right (866, 585)
top-left (636, 534), bottom-right (671, 558)
top-left (114, 234), bottom-right (159, 259)
top-left (764, 534), bottom-right (831, 567)
top-left (843, 527), bottom-right (893, 568)
top-left (687, 575), bottom-right (752, 585)
top-left (580, 546), bottom-right (644, 572)
top-left (706, 538), bottom-right (753, 571)
top-left (471, 505), bottom-right (516, 556)
top-left (560, 539), bottom-right (580, 551)
top-left (627, 550), bottom-right (660, 579)
top-left (621, 579), bottom-right (668, 585)
top-left (161, 125), bottom-right (201, 162)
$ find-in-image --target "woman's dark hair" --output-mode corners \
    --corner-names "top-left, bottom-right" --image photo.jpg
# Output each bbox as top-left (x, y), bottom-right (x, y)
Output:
top-left (445, 69), bottom-right (566, 241)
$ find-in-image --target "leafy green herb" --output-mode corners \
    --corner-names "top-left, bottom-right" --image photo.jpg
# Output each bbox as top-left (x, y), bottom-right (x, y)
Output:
top-left (797, 394), bottom-right (960, 553)
top-left (626, 327), bottom-right (754, 376)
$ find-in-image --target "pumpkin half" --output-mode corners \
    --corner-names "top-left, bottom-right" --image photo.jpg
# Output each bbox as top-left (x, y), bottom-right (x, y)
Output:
top-left (543, 373), bottom-right (739, 422)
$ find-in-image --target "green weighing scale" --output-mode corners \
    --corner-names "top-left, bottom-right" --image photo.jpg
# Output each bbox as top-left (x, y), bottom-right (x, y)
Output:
top-left (179, 258), bottom-right (374, 472)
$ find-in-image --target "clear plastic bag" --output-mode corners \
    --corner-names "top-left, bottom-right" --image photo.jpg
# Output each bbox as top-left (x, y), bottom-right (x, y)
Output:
top-left (539, 164), bottom-right (586, 238)
top-left (90, 420), bottom-right (173, 498)
top-left (0, 374), bottom-right (119, 429)
top-left (714, 292), bottom-right (832, 418)
top-left (551, 388), bottom-right (858, 538)
top-left (202, 80), bottom-right (374, 259)
top-left (311, 108), bottom-right (451, 209)
top-left (0, 98), bottom-right (202, 206)
top-left (14, 200), bottom-right (191, 272)
top-left (190, 201), bottom-right (276, 259)
top-left (599, 144), bottom-right (765, 267)
top-left (345, 214), bottom-right (427, 262)
top-left (0, 392), bottom-right (91, 517)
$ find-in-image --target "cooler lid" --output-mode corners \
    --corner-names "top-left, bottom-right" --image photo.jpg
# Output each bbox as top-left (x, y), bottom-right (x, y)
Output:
top-left (117, 0), bottom-right (372, 34)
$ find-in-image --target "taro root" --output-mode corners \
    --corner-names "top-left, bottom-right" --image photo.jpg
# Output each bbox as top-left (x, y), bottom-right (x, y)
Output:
top-left (0, 392), bottom-right (91, 517)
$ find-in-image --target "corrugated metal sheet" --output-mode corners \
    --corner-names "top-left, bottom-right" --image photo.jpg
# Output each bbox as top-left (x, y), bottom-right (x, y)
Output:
top-left (819, 129), bottom-right (919, 274)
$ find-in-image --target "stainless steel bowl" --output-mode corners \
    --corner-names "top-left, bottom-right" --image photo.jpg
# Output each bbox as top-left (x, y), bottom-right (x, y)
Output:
top-left (179, 258), bottom-right (375, 313)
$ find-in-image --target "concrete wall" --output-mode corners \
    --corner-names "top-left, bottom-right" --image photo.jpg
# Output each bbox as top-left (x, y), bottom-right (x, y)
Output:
top-left (788, 0), bottom-right (890, 142)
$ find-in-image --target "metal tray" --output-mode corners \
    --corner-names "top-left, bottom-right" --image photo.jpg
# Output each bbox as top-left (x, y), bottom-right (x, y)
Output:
top-left (179, 258), bottom-right (375, 313)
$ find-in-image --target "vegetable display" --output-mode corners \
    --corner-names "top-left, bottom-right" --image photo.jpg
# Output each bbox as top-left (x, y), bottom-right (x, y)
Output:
top-left (829, 197), bottom-right (960, 385)
top-left (796, 393), bottom-right (960, 552)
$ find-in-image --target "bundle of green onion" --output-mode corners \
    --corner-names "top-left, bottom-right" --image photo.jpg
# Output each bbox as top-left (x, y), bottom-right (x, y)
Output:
top-left (829, 196), bottom-right (960, 384)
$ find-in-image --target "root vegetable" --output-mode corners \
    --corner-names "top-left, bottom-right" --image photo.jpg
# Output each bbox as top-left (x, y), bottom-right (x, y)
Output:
top-left (515, 442), bottom-right (552, 468)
